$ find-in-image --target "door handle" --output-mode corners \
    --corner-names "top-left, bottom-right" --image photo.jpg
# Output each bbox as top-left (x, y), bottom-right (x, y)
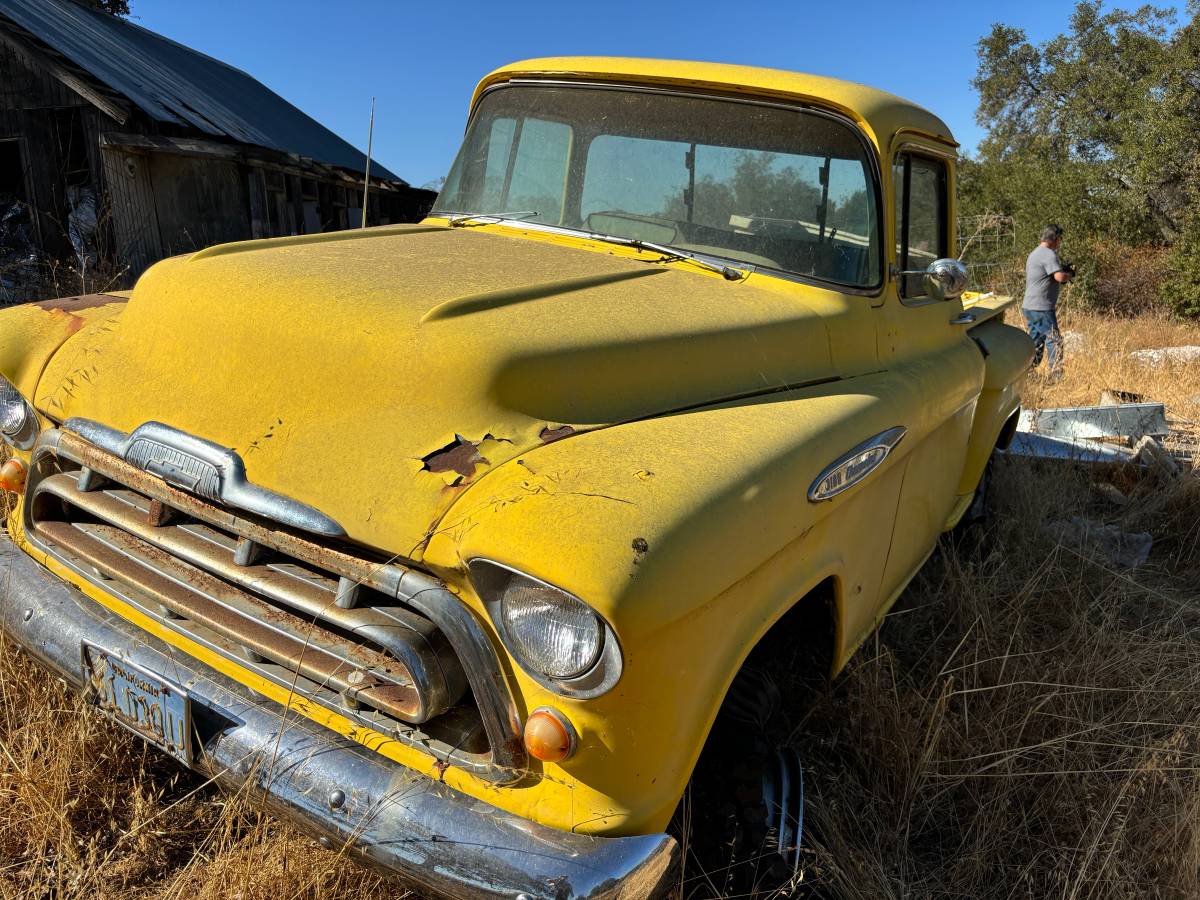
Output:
top-left (950, 312), bottom-right (977, 325)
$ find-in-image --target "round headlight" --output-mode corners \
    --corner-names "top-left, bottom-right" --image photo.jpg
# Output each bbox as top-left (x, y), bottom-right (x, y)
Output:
top-left (1, 376), bottom-right (31, 442)
top-left (500, 577), bottom-right (603, 679)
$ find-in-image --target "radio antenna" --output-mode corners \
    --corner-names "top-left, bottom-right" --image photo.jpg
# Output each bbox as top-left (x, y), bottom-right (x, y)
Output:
top-left (360, 96), bottom-right (375, 228)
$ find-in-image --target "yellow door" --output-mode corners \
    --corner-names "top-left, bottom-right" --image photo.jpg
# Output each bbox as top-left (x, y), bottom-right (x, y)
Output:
top-left (874, 142), bottom-right (985, 607)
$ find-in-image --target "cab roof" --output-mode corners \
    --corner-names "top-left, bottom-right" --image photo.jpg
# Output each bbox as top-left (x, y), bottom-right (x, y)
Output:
top-left (474, 57), bottom-right (956, 151)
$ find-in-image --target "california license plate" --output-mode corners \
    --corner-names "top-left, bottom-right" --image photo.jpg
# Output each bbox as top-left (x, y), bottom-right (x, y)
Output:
top-left (83, 644), bottom-right (193, 764)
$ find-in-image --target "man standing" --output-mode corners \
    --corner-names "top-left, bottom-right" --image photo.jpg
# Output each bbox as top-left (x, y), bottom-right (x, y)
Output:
top-left (1022, 224), bottom-right (1074, 377)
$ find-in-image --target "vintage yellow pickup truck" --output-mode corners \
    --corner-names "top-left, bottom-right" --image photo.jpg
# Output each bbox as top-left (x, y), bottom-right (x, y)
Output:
top-left (0, 58), bottom-right (1032, 898)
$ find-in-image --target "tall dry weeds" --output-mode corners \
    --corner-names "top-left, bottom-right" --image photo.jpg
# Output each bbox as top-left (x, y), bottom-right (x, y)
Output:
top-left (0, 632), bottom-right (399, 900)
top-left (791, 312), bottom-right (1200, 899)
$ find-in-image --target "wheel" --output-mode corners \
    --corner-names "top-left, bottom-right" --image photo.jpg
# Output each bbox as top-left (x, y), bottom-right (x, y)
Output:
top-left (683, 668), bottom-right (805, 897)
top-left (956, 451), bottom-right (995, 533)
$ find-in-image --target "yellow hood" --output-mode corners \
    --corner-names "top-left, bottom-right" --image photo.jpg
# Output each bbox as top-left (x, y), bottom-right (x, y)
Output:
top-left (34, 224), bottom-right (834, 558)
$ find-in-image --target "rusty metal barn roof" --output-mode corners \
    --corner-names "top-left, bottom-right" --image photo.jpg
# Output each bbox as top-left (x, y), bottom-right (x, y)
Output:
top-left (0, 0), bottom-right (401, 181)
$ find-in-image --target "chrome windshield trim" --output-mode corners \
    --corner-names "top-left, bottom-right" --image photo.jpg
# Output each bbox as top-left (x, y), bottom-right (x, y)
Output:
top-left (437, 216), bottom-right (753, 281)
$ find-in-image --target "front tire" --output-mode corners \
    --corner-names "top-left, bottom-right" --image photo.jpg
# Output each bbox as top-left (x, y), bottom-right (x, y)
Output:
top-left (684, 669), bottom-right (805, 896)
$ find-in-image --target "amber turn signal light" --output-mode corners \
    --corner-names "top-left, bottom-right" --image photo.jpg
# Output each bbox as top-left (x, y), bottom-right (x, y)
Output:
top-left (523, 707), bottom-right (578, 763)
top-left (0, 458), bottom-right (27, 494)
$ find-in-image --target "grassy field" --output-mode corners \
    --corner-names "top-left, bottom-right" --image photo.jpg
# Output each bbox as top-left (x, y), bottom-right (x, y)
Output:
top-left (1, 309), bottom-right (1198, 899)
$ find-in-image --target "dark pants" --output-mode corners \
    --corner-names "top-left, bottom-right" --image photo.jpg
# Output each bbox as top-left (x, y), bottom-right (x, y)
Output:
top-left (1022, 308), bottom-right (1062, 372)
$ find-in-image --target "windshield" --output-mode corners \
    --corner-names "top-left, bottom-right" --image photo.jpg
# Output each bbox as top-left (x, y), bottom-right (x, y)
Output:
top-left (434, 83), bottom-right (882, 289)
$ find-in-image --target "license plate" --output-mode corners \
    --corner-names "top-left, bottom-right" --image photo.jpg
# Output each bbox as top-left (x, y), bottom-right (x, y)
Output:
top-left (83, 644), bottom-right (193, 764)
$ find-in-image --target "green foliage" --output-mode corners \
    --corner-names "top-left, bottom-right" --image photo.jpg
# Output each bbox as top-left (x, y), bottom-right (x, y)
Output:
top-left (963, 2), bottom-right (1200, 316)
top-left (1161, 214), bottom-right (1200, 318)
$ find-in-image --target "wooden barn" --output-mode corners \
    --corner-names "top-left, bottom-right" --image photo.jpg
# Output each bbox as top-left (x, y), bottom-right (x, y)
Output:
top-left (0, 0), bottom-right (434, 301)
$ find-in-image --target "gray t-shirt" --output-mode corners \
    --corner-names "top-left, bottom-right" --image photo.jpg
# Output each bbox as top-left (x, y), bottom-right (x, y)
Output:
top-left (1023, 245), bottom-right (1064, 310)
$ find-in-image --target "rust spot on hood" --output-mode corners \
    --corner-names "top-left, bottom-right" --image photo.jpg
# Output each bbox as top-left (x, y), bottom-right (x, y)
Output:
top-left (539, 424), bottom-right (576, 444)
top-left (46, 308), bottom-right (85, 334)
top-left (421, 434), bottom-right (488, 478)
top-left (34, 293), bottom-right (120, 314)
top-left (632, 537), bottom-right (649, 565)
top-left (34, 294), bottom-right (122, 337)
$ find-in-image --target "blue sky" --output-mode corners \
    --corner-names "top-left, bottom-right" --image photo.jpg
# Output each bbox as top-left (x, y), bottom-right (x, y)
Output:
top-left (130, 1), bottom-right (1175, 188)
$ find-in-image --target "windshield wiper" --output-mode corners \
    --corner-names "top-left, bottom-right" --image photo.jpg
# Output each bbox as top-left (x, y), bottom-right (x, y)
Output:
top-left (597, 234), bottom-right (749, 282)
top-left (446, 211), bottom-right (540, 227)
top-left (443, 215), bottom-right (749, 281)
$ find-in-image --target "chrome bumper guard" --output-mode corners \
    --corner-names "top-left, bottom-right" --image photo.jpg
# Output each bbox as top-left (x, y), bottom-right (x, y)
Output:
top-left (0, 538), bottom-right (678, 899)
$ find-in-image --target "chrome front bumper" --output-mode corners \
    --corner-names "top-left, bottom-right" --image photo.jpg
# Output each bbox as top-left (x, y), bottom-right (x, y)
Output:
top-left (0, 538), bottom-right (678, 899)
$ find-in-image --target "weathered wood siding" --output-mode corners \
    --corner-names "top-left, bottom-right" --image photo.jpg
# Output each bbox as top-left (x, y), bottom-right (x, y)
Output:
top-left (149, 155), bottom-right (250, 255)
top-left (2, 24), bottom-right (435, 290)
top-left (0, 39), bottom-right (94, 256)
top-left (100, 145), bottom-right (161, 277)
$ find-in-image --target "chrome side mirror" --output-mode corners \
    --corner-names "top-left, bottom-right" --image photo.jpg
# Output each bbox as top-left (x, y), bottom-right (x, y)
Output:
top-left (924, 258), bottom-right (969, 301)
top-left (896, 258), bottom-right (969, 301)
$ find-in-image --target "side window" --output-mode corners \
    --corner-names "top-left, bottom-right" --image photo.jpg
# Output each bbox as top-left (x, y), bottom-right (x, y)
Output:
top-left (894, 153), bottom-right (947, 299)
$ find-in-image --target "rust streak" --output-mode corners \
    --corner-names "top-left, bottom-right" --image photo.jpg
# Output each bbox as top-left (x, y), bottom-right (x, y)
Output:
top-left (145, 499), bottom-right (172, 527)
top-left (54, 430), bottom-right (414, 594)
top-left (47, 307), bottom-right (86, 335)
top-left (34, 519), bottom-right (422, 718)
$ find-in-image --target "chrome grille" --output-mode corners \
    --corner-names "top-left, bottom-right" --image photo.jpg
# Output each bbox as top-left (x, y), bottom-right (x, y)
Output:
top-left (22, 428), bottom-right (525, 778)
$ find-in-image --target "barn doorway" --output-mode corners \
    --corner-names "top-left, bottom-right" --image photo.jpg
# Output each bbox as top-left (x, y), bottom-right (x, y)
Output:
top-left (0, 138), bottom-right (39, 304)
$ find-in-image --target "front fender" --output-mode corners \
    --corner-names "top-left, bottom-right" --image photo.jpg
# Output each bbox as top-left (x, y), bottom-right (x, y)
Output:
top-left (421, 371), bottom-right (928, 834)
top-left (0, 294), bottom-right (128, 400)
top-left (956, 318), bottom-right (1033, 499)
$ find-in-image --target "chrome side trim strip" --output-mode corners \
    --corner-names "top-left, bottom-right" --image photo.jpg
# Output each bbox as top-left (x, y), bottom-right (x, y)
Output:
top-left (0, 539), bottom-right (679, 899)
top-left (64, 418), bottom-right (345, 537)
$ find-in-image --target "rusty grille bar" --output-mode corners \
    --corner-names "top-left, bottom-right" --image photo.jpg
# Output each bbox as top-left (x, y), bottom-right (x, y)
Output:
top-left (34, 473), bottom-right (463, 714)
top-left (36, 519), bottom-right (425, 719)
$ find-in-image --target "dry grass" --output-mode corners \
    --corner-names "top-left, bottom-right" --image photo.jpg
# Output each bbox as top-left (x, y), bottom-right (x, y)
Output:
top-left (0, 647), bottom-right (397, 899)
top-left (1, 311), bottom-right (1198, 899)
top-left (792, 310), bottom-right (1200, 898)
top-left (1026, 306), bottom-right (1200, 415)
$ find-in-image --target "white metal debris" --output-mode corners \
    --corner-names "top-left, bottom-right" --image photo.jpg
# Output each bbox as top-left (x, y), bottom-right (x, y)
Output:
top-left (1017, 403), bottom-right (1168, 443)
top-left (1133, 435), bottom-right (1183, 479)
top-left (1005, 431), bottom-right (1135, 463)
